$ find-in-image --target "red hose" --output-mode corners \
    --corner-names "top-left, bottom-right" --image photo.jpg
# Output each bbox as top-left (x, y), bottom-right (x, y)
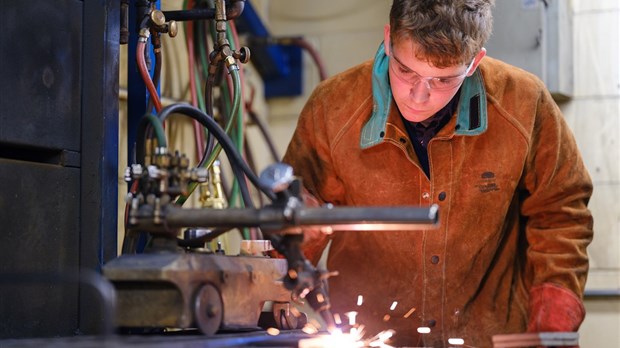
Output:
top-left (293, 37), bottom-right (328, 81)
top-left (136, 40), bottom-right (162, 112)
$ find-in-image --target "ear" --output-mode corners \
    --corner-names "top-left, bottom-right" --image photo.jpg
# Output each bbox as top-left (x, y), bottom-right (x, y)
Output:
top-left (383, 24), bottom-right (391, 56)
top-left (467, 47), bottom-right (487, 76)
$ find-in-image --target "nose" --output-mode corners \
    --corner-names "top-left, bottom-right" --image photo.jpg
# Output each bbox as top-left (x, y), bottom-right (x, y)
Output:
top-left (410, 79), bottom-right (430, 103)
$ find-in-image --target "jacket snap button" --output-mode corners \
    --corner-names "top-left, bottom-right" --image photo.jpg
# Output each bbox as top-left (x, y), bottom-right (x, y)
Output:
top-left (428, 319), bottom-right (437, 327)
top-left (422, 192), bottom-right (430, 199)
top-left (431, 255), bottom-right (440, 264)
top-left (438, 192), bottom-right (446, 201)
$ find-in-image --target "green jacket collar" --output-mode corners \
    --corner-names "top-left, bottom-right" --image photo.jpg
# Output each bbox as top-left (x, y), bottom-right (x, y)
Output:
top-left (360, 42), bottom-right (488, 149)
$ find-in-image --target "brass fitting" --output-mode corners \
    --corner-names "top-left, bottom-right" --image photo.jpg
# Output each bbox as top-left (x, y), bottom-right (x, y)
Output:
top-left (149, 9), bottom-right (177, 38)
top-left (224, 55), bottom-right (238, 72)
top-left (150, 9), bottom-right (166, 27)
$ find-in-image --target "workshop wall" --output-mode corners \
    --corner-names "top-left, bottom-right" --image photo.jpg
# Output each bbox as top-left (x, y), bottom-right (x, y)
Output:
top-left (253, 0), bottom-right (392, 170)
top-left (561, 1), bottom-right (620, 346)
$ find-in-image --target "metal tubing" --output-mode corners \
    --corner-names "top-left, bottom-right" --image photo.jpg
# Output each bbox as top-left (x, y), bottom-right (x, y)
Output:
top-left (163, 0), bottom-right (245, 22)
top-left (135, 204), bottom-right (439, 232)
top-left (584, 289), bottom-right (620, 297)
top-left (295, 205), bottom-right (439, 227)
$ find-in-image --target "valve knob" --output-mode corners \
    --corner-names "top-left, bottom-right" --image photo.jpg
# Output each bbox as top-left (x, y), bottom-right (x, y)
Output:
top-left (168, 20), bottom-right (178, 38)
top-left (150, 9), bottom-right (166, 27)
top-left (237, 46), bottom-right (250, 64)
top-left (260, 163), bottom-right (294, 193)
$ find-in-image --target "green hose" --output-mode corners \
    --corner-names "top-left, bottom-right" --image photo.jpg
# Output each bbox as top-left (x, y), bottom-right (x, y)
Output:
top-left (145, 113), bottom-right (167, 148)
top-left (176, 21), bottom-right (243, 207)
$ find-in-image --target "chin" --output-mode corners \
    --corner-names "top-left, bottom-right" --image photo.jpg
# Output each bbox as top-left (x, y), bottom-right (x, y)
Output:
top-left (402, 112), bottom-right (433, 123)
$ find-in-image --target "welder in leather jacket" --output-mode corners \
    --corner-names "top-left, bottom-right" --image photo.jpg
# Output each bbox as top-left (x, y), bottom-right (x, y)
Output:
top-left (282, 0), bottom-right (593, 347)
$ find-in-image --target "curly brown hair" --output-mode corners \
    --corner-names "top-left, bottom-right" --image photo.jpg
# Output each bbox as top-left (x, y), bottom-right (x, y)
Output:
top-left (389, 0), bottom-right (494, 67)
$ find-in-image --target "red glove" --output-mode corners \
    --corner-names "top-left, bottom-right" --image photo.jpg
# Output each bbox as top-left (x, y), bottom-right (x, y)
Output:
top-left (527, 282), bottom-right (585, 347)
top-left (527, 283), bottom-right (585, 332)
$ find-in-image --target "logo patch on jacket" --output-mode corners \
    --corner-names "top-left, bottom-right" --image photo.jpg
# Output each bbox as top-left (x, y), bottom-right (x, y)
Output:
top-left (475, 171), bottom-right (500, 193)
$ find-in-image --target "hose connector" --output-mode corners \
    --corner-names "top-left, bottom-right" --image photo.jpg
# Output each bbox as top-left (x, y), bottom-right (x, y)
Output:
top-left (224, 56), bottom-right (239, 73)
top-left (138, 27), bottom-right (150, 42)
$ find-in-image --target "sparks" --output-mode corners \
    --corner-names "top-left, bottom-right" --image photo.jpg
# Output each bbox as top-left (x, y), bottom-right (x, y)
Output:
top-left (334, 313), bottom-right (342, 325)
top-left (403, 307), bottom-right (416, 318)
top-left (297, 327), bottom-right (396, 348)
top-left (448, 337), bottom-right (465, 345)
top-left (297, 333), bottom-right (362, 348)
top-left (417, 327), bottom-right (431, 334)
top-left (367, 329), bottom-right (395, 348)
top-left (318, 297), bottom-right (402, 348)
top-left (389, 301), bottom-right (398, 311)
top-left (345, 311), bottom-right (358, 326)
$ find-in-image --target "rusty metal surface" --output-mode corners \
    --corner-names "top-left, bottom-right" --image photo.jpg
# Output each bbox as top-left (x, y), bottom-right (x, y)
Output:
top-left (103, 253), bottom-right (294, 333)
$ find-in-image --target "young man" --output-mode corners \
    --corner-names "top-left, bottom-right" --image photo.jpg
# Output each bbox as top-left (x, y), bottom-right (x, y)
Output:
top-left (282, 0), bottom-right (593, 346)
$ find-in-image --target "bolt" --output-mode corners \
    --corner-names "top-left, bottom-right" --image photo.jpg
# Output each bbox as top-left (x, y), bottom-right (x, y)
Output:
top-left (206, 304), bottom-right (218, 318)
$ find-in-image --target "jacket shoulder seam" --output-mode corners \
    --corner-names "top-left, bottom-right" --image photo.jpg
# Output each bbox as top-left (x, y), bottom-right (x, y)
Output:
top-left (331, 94), bottom-right (374, 155)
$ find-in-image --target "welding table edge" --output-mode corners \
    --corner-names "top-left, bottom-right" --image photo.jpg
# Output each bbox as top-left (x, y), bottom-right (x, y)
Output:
top-left (0, 330), bottom-right (316, 348)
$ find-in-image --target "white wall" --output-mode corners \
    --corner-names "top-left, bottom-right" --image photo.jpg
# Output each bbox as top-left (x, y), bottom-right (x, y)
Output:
top-left (563, 1), bottom-right (620, 346)
top-left (250, 0), bottom-right (391, 171)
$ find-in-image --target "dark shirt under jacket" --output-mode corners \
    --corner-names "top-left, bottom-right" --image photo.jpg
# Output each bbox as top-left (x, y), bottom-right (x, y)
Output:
top-left (401, 89), bottom-right (461, 178)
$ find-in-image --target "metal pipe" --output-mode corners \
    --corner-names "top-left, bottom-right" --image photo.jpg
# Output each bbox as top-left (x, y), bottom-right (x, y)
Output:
top-left (295, 205), bottom-right (439, 229)
top-left (133, 204), bottom-right (439, 233)
top-left (584, 289), bottom-right (620, 297)
top-left (163, 0), bottom-right (245, 22)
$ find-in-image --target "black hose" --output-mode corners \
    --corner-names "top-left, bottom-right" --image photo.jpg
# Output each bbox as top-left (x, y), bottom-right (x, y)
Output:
top-left (199, 29), bottom-right (217, 166)
top-left (163, 0), bottom-right (245, 21)
top-left (157, 103), bottom-right (276, 202)
top-left (247, 109), bottom-right (280, 162)
top-left (136, 0), bottom-right (151, 31)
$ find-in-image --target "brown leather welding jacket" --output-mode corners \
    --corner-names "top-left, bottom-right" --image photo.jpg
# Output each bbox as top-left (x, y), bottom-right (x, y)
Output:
top-left (282, 46), bottom-right (593, 347)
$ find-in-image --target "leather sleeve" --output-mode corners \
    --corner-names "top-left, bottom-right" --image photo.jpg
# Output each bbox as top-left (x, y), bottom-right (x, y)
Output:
top-left (520, 86), bottom-right (593, 330)
top-left (282, 85), bottom-right (345, 264)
